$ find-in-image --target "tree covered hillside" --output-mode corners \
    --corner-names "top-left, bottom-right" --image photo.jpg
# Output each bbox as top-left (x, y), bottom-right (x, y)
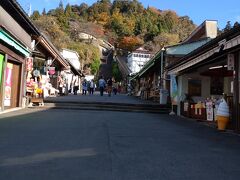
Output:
top-left (31, 0), bottom-right (196, 73)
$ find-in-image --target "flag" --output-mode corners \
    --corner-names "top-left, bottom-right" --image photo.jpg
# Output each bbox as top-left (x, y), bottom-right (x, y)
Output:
top-left (170, 74), bottom-right (178, 105)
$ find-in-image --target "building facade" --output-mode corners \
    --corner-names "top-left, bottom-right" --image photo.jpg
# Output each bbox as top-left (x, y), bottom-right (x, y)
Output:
top-left (167, 25), bottom-right (240, 131)
top-left (0, 0), bottom-right (39, 111)
top-left (127, 47), bottom-right (152, 74)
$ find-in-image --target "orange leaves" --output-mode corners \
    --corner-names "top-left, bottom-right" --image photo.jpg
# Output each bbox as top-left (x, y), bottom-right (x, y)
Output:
top-left (118, 36), bottom-right (144, 51)
top-left (97, 12), bottom-right (110, 25)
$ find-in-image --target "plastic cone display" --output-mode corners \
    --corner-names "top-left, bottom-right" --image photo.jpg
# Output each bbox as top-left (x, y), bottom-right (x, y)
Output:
top-left (216, 99), bottom-right (229, 130)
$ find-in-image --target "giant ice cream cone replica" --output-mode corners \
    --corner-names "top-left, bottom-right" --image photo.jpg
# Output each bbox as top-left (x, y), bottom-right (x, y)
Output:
top-left (216, 98), bottom-right (229, 130)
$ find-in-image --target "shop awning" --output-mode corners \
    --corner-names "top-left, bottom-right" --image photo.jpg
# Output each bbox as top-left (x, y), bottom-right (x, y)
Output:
top-left (137, 51), bottom-right (162, 78)
top-left (0, 28), bottom-right (30, 57)
top-left (138, 61), bottom-right (155, 77)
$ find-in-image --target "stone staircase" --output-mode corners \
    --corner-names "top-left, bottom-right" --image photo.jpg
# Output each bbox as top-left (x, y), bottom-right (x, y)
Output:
top-left (98, 50), bottom-right (113, 79)
top-left (115, 55), bottom-right (131, 78)
top-left (36, 100), bottom-right (171, 114)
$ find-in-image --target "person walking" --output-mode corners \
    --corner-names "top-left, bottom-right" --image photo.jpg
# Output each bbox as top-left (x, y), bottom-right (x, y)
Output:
top-left (107, 77), bottom-right (113, 97)
top-left (89, 79), bottom-right (95, 95)
top-left (112, 80), bottom-right (118, 95)
top-left (82, 79), bottom-right (87, 95)
top-left (58, 75), bottom-right (64, 96)
top-left (98, 76), bottom-right (106, 96)
top-left (73, 76), bottom-right (79, 95)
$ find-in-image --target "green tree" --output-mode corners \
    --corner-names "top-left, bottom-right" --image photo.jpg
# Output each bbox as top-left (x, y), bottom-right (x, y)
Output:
top-left (42, 8), bottom-right (46, 16)
top-left (67, 42), bottom-right (101, 75)
top-left (223, 21), bottom-right (232, 32)
top-left (59, 0), bottom-right (64, 10)
top-left (65, 3), bottom-right (73, 17)
top-left (54, 1), bottom-right (68, 30)
top-left (112, 62), bottom-right (122, 82)
top-left (31, 10), bottom-right (40, 20)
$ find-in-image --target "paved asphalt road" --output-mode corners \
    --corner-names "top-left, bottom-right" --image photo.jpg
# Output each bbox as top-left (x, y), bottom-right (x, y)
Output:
top-left (0, 108), bottom-right (240, 180)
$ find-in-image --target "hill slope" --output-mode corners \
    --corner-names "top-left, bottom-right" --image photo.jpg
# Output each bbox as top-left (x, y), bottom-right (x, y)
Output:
top-left (31, 0), bottom-right (196, 75)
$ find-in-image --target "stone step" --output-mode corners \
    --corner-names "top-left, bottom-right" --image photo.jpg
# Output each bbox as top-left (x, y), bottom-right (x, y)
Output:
top-left (31, 102), bottom-right (171, 114)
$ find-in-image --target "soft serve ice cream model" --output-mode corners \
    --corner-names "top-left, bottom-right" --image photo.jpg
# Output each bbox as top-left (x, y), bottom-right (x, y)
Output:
top-left (216, 98), bottom-right (230, 130)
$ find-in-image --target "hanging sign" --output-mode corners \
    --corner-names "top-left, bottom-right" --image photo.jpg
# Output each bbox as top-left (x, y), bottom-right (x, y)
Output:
top-left (4, 63), bottom-right (13, 106)
top-left (26, 57), bottom-right (33, 71)
top-left (48, 67), bottom-right (55, 75)
top-left (33, 69), bottom-right (40, 77)
top-left (227, 54), bottom-right (234, 71)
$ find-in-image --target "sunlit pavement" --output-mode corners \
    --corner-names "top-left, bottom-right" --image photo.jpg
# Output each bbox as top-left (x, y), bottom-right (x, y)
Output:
top-left (0, 107), bottom-right (240, 180)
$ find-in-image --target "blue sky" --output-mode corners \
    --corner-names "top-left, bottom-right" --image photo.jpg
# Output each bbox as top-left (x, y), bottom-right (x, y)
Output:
top-left (17, 0), bottom-right (240, 30)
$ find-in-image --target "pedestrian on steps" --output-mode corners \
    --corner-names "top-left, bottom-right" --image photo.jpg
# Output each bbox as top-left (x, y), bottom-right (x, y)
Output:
top-left (73, 76), bottom-right (79, 95)
top-left (107, 77), bottom-right (113, 97)
top-left (82, 79), bottom-right (87, 95)
top-left (89, 79), bottom-right (95, 95)
top-left (98, 76), bottom-right (106, 96)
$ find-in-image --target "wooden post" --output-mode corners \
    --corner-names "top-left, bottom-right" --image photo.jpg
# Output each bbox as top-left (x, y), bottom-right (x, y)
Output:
top-left (233, 51), bottom-right (240, 131)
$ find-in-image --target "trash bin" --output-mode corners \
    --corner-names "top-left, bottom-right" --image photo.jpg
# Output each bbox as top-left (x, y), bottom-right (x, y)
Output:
top-left (160, 89), bottom-right (168, 104)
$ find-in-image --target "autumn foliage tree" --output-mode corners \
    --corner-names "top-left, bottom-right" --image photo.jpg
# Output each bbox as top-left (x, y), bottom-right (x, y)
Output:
top-left (118, 36), bottom-right (144, 51)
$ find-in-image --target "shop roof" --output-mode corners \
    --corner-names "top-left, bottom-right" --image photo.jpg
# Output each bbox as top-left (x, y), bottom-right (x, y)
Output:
top-left (167, 25), bottom-right (240, 74)
top-left (0, 0), bottom-right (40, 36)
top-left (166, 38), bottom-right (211, 55)
top-left (182, 20), bottom-right (217, 43)
top-left (38, 33), bottom-right (69, 69)
top-left (133, 38), bottom-right (211, 79)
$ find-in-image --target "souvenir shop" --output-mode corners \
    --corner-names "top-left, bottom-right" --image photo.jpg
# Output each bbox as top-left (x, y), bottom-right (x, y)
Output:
top-left (167, 25), bottom-right (240, 131)
top-left (0, 28), bottom-right (30, 111)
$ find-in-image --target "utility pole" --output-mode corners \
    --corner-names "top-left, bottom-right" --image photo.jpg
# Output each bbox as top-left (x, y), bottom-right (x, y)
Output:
top-left (27, 3), bottom-right (32, 17)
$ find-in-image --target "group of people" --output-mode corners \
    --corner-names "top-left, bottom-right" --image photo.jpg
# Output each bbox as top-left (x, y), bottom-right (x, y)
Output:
top-left (58, 75), bottom-right (120, 96)
top-left (81, 79), bottom-right (95, 95)
top-left (98, 76), bottom-right (119, 96)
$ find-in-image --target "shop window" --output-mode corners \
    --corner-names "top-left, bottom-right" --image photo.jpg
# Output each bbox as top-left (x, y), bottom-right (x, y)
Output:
top-left (188, 79), bottom-right (201, 96)
top-left (210, 77), bottom-right (223, 95)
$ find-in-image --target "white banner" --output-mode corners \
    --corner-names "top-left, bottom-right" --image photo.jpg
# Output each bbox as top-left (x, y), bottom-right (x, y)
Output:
top-left (170, 74), bottom-right (178, 105)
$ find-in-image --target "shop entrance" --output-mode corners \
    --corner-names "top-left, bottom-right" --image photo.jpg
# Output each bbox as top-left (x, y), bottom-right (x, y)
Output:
top-left (179, 60), bottom-right (234, 122)
top-left (4, 60), bottom-right (21, 109)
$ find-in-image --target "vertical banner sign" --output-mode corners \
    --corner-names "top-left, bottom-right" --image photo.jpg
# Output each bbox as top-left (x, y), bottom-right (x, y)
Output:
top-left (0, 54), bottom-right (4, 87)
top-left (227, 54), bottom-right (234, 71)
top-left (206, 101), bottom-right (214, 121)
top-left (170, 74), bottom-right (178, 105)
top-left (4, 63), bottom-right (13, 106)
